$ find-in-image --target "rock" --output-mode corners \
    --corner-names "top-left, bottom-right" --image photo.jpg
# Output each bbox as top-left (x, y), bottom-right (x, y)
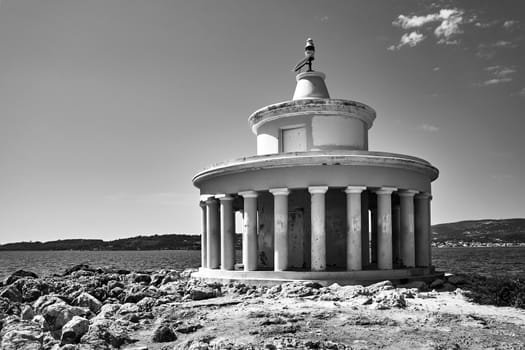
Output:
top-left (367, 280), bottom-right (394, 294)
top-left (0, 285), bottom-right (23, 303)
top-left (0, 317), bottom-right (43, 350)
top-left (438, 282), bottom-right (457, 292)
top-left (447, 275), bottom-right (469, 285)
top-left (0, 297), bottom-right (21, 317)
top-left (20, 305), bottom-right (34, 320)
top-left (2, 270), bottom-right (38, 286)
top-left (118, 303), bottom-right (140, 315)
top-left (181, 268), bottom-right (198, 279)
top-left (41, 303), bottom-right (90, 332)
top-left (61, 316), bottom-right (89, 344)
top-left (133, 274), bottom-right (151, 285)
top-left (188, 287), bottom-right (221, 301)
top-left (81, 318), bottom-right (137, 348)
top-left (123, 291), bottom-right (147, 303)
top-left (430, 278), bottom-right (445, 289)
top-left (73, 292), bottom-right (102, 314)
top-left (33, 295), bottom-right (66, 313)
top-left (175, 323), bottom-right (203, 334)
top-left (333, 285), bottom-right (367, 300)
top-left (63, 264), bottom-right (94, 276)
top-left (107, 280), bottom-right (125, 290)
top-left (91, 287), bottom-right (107, 302)
top-left (109, 287), bottom-right (125, 298)
top-left (136, 297), bottom-right (156, 312)
top-left (372, 290), bottom-right (407, 309)
top-left (94, 304), bottom-right (120, 320)
top-left (152, 324), bottom-right (177, 342)
top-left (400, 281), bottom-right (428, 291)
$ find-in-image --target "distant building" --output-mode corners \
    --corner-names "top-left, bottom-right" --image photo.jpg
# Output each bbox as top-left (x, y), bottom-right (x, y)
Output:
top-left (192, 40), bottom-right (439, 284)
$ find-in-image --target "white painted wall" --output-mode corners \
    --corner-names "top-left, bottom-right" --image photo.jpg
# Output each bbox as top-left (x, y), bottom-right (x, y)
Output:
top-left (257, 133), bottom-right (279, 155)
top-left (312, 116), bottom-right (366, 150)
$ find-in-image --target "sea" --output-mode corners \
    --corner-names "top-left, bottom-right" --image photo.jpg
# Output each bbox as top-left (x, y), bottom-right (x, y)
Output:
top-left (1, 247), bottom-right (525, 281)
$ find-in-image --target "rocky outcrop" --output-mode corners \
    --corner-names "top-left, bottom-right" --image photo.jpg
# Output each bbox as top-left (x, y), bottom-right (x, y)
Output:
top-left (60, 315), bottom-right (89, 344)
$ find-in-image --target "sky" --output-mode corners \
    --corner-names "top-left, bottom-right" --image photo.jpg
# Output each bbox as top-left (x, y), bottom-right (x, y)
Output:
top-left (0, 0), bottom-right (524, 244)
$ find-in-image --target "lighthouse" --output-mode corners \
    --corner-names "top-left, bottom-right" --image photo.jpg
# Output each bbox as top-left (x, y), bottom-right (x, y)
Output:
top-left (192, 39), bottom-right (440, 284)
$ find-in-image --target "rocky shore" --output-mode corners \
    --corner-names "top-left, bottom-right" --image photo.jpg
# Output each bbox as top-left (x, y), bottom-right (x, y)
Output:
top-left (1, 266), bottom-right (524, 349)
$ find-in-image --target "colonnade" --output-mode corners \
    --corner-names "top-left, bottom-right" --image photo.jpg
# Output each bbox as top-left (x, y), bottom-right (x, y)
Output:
top-left (199, 186), bottom-right (432, 272)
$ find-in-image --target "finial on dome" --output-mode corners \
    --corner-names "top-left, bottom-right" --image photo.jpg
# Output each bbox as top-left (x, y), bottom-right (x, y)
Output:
top-left (293, 38), bottom-right (315, 73)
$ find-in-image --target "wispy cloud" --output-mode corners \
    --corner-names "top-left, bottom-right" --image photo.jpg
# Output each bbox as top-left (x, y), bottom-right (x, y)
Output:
top-left (390, 8), bottom-right (465, 49)
top-left (479, 65), bottom-right (516, 86)
top-left (433, 66), bottom-right (440, 71)
top-left (418, 123), bottom-right (440, 132)
top-left (388, 31), bottom-right (425, 50)
top-left (519, 88), bottom-right (525, 97)
top-left (503, 20), bottom-right (519, 30)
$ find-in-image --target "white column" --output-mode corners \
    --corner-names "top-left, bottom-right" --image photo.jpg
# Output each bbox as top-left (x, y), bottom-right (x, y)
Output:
top-left (239, 191), bottom-right (258, 271)
top-left (399, 189), bottom-right (417, 267)
top-left (415, 192), bottom-right (432, 267)
top-left (345, 186), bottom-right (366, 271)
top-left (269, 188), bottom-right (290, 272)
top-left (199, 201), bottom-right (207, 268)
top-left (218, 195), bottom-right (235, 271)
top-left (360, 192), bottom-right (370, 267)
top-left (309, 186), bottom-right (328, 271)
top-left (375, 187), bottom-right (397, 270)
top-left (206, 197), bottom-right (220, 269)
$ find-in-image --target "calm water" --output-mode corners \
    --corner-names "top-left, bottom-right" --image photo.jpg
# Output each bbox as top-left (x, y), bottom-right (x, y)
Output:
top-left (1, 247), bottom-right (524, 281)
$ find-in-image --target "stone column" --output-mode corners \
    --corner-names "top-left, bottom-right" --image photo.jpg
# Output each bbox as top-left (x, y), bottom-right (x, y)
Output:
top-left (375, 187), bottom-right (397, 270)
top-left (239, 191), bottom-right (258, 271)
top-left (199, 201), bottom-right (207, 268)
top-left (309, 186), bottom-right (328, 271)
top-left (206, 197), bottom-right (220, 269)
top-left (415, 192), bottom-right (432, 267)
top-left (392, 204), bottom-right (401, 266)
top-left (345, 186), bottom-right (366, 271)
top-left (218, 195), bottom-right (235, 271)
top-left (269, 188), bottom-right (290, 272)
top-left (399, 190), bottom-right (417, 267)
top-left (361, 192), bottom-right (370, 267)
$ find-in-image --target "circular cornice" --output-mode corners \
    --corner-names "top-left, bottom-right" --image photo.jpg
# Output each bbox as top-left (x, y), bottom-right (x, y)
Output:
top-left (192, 151), bottom-right (439, 186)
top-left (248, 99), bottom-right (376, 134)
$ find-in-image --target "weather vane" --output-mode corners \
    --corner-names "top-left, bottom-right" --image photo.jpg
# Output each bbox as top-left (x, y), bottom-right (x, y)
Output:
top-left (293, 38), bottom-right (315, 73)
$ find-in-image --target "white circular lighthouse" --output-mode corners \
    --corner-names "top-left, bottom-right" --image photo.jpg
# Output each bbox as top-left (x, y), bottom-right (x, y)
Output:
top-left (192, 40), bottom-right (439, 285)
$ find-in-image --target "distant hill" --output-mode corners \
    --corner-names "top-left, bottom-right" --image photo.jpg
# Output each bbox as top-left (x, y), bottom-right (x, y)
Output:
top-left (0, 233), bottom-right (244, 251)
top-left (432, 218), bottom-right (525, 244)
top-left (0, 234), bottom-right (201, 251)
top-left (1, 219), bottom-right (524, 250)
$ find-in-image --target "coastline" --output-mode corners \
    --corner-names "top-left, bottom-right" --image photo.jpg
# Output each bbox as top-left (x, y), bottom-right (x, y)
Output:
top-left (1, 265), bottom-right (524, 349)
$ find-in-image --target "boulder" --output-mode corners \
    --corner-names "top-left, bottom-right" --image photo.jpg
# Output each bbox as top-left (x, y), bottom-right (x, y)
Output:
top-left (81, 318), bottom-right (137, 348)
top-left (180, 268), bottom-right (198, 279)
top-left (133, 274), bottom-right (151, 285)
top-left (430, 278), bottom-right (445, 289)
top-left (20, 305), bottom-right (35, 320)
top-left (33, 295), bottom-right (66, 314)
top-left (0, 285), bottom-right (22, 303)
top-left (152, 324), bottom-right (177, 342)
top-left (367, 280), bottom-right (394, 294)
top-left (187, 287), bottom-right (221, 301)
top-left (41, 303), bottom-right (90, 332)
top-left (447, 275), bottom-right (469, 285)
top-left (3, 270), bottom-right (38, 286)
top-left (109, 287), bottom-right (124, 299)
top-left (73, 292), bottom-right (102, 314)
top-left (107, 280), bottom-right (125, 290)
top-left (63, 264), bottom-right (95, 276)
top-left (94, 304), bottom-right (120, 320)
top-left (400, 281), bottom-right (428, 291)
top-left (0, 297), bottom-right (21, 317)
top-left (372, 290), bottom-right (407, 309)
top-left (61, 316), bottom-right (89, 344)
top-left (0, 317), bottom-right (43, 350)
top-left (123, 291), bottom-right (147, 303)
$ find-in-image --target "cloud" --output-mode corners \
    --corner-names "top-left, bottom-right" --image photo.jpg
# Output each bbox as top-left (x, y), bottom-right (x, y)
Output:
top-left (390, 8), bottom-right (465, 49)
top-left (433, 67), bottom-right (440, 71)
top-left (389, 31), bottom-right (426, 50)
top-left (434, 9), bottom-right (465, 44)
top-left (503, 20), bottom-right (519, 30)
top-left (475, 20), bottom-right (500, 28)
top-left (419, 123), bottom-right (440, 132)
top-left (519, 88), bottom-right (525, 97)
top-left (479, 66), bottom-right (516, 86)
